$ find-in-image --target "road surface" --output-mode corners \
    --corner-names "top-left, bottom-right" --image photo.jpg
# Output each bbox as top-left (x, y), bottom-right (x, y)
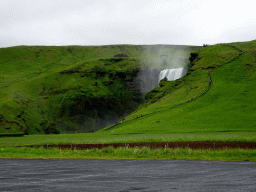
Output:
top-left (0, 159), bottom-right (255, 191)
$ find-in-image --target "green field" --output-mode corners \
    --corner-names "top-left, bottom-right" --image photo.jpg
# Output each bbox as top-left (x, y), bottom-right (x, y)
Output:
top-left (1, 40), bottom-right (256, 160)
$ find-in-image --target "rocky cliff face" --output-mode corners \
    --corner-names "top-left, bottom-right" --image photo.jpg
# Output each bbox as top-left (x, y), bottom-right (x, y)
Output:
top-left (55, 66), bottom-right (146, 133)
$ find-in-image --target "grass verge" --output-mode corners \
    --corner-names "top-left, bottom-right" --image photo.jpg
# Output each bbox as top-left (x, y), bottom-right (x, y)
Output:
top-left (1, 146), bottom-right (256, 161)
top-left (1, 132), bottom-right (256, 147)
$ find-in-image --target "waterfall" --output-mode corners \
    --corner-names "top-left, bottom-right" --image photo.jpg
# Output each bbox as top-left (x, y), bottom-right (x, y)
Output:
top-left (158, 67), bottom-right (187, 84)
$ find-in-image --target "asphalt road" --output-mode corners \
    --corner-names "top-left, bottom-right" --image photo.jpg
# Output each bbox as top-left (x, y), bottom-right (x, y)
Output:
top-left (0, 159), bottom-right (256, 192)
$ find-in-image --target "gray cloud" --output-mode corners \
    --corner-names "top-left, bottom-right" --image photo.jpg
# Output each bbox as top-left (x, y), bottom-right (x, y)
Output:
top-left (1, 0), bottom-right (255, 48)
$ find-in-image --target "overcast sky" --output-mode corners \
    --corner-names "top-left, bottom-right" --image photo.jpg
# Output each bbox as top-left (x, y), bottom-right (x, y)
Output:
top-left (1, 0), bottom-right (255, 48)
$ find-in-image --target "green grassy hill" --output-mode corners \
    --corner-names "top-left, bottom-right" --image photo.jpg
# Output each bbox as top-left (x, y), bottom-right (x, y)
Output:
top-left (2, 39), bottom-right (254, 139)
top-left (0, 44), bottom-right (199, 134)
top-left (99, 40), bottom-right (256, 139)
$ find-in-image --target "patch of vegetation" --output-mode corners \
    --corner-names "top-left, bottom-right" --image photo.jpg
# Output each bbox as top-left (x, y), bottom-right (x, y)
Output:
top-left (0, 132), bottom-right (25, 137)
top-left (1, 146), bottom-right (256, 161)
top-left (1, 132), bottom-right (256, 147)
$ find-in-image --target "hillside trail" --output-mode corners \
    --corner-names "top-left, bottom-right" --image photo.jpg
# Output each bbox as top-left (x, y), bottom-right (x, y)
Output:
top-left (105, 44), bottom-right (244, 131)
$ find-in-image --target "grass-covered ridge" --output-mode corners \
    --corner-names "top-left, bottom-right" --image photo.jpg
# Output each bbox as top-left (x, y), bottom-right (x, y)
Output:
top-left (0, 44), bottom-right (199, 134)
top-left (100, 40), bottom-right (256, 137)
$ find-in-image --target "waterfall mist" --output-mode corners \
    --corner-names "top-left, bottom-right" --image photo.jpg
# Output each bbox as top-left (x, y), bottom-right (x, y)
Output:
top-left (138, 45), bottom-right (191, 95)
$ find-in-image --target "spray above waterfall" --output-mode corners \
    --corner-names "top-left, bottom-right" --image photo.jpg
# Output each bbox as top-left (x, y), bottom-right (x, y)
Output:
top-left (137, 45), bottom-right (193, 94)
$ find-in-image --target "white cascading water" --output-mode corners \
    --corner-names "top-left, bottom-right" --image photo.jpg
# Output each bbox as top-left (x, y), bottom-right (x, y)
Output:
top-left (158, 67), bottom-right (187, 84)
